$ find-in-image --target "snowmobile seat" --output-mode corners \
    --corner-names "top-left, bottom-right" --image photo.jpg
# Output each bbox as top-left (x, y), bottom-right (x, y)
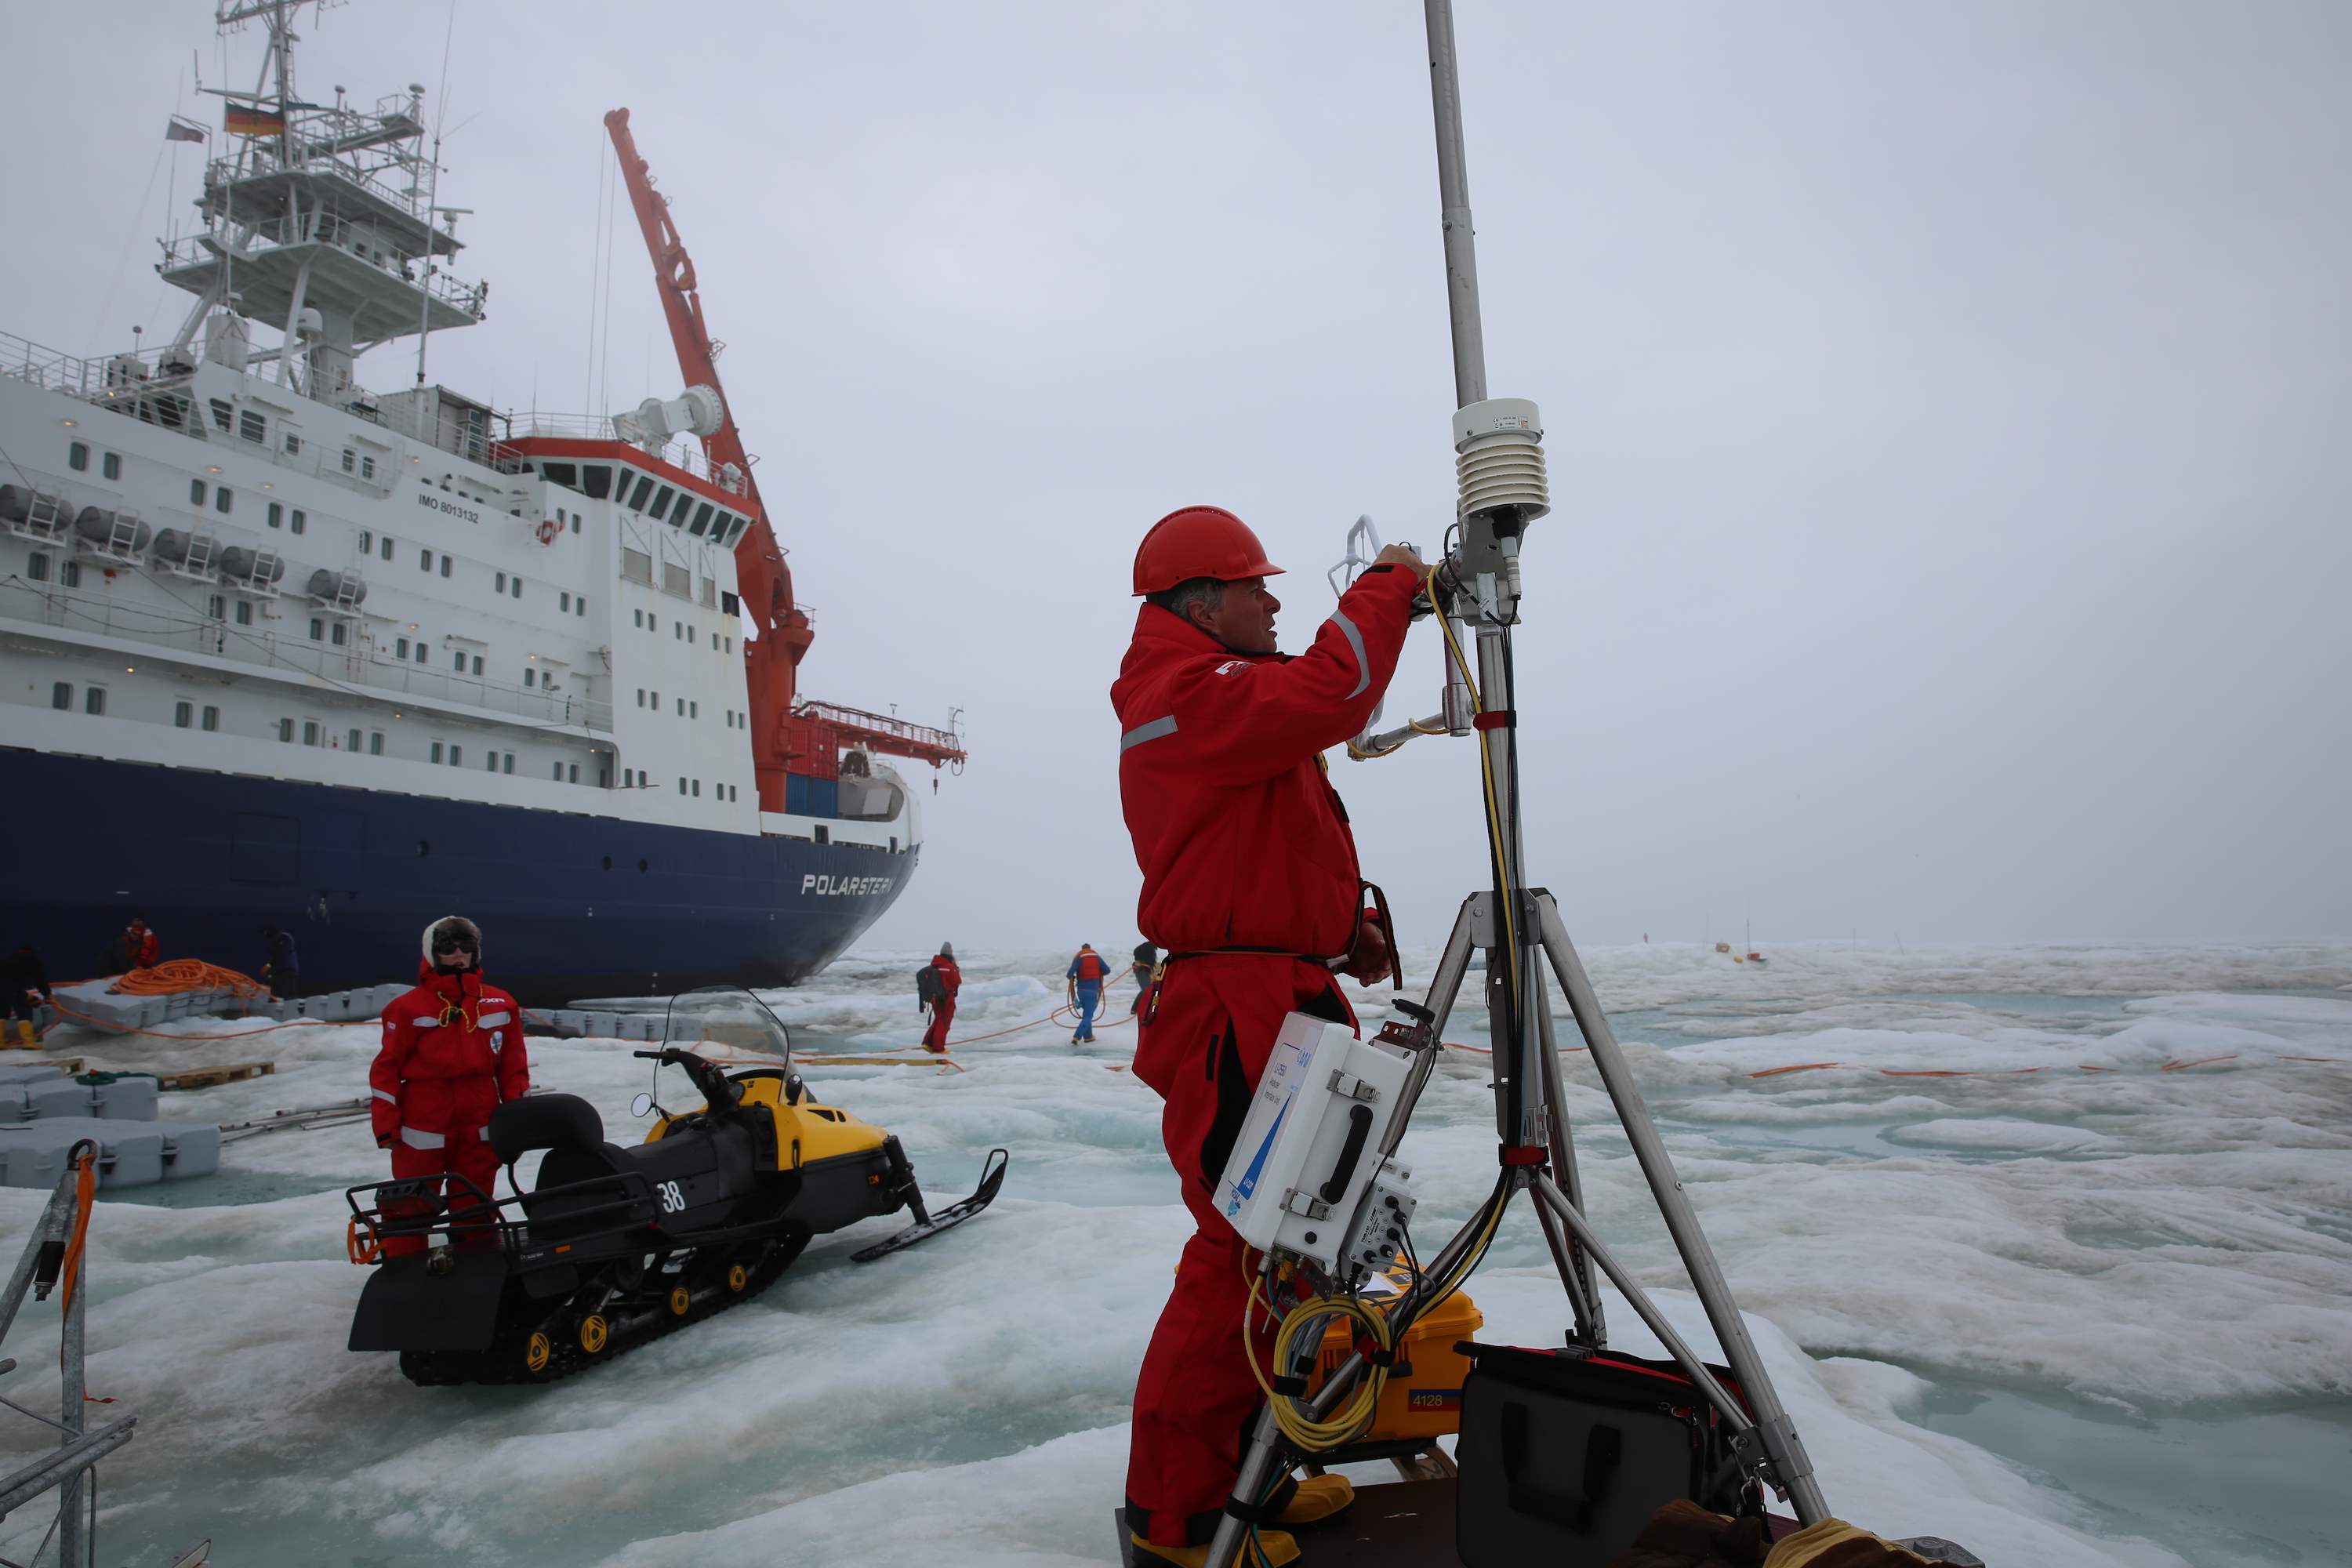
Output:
top-left (488, 1093), bottom-right (607, 1163)
top-left (490, 1095), bottom-right (657, 1238)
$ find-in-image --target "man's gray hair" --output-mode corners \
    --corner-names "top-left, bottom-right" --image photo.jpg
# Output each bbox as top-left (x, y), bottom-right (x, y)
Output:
top-left (1146, 575), bottom-right (1227, 623)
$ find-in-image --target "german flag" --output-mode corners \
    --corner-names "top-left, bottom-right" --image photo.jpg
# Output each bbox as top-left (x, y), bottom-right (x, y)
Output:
top-left (224, 103), bottom-right (285, 138)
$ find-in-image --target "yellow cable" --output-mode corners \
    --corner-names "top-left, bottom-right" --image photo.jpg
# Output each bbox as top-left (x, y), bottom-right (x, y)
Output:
top-left (1240, 1252), bottom-right (1399, 1454)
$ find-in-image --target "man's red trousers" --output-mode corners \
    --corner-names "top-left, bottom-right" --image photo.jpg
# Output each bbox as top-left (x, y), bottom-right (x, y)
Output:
top-left (1125, 956), bottom-right (1355, 1550)
top-left (922, 998), bottom-right (956, 1052)
top-left (382, 1133), bottom-right (499, 1256)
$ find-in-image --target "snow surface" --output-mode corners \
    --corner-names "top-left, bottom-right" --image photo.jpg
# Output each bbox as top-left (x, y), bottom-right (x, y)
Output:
top-left (0, 940), bottom-right (2345, 1566)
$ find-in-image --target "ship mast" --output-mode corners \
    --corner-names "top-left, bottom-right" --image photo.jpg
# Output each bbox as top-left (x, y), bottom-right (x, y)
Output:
top-left (604, 107), bottom-right (808, 813)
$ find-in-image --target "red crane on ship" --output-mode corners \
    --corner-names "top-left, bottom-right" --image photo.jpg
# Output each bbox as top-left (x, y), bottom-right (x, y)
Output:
top-left (604, 108), bottom-right (964, 811)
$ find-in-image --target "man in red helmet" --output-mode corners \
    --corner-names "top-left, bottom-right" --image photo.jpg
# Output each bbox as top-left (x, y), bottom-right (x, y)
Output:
top-left (1115, 504), bottom-right (1422, 1566)
top-left (369, 916), bottom-right (529, 1255)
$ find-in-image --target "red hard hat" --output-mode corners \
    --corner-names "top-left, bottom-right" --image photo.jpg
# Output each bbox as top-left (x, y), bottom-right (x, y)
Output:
top-left (1132, 506), bottom-right (1286, 596)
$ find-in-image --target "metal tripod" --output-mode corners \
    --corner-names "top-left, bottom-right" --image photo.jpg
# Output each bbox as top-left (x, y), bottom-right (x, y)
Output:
top-left (1196, 3), bottom-right (1829, 1563)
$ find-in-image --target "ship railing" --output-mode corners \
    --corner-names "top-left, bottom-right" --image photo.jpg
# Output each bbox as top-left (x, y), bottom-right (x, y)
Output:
top-left (0, 331), bottom-right (198, 401)
top-left (2, 331), bottom-right (220, 444)
top-left (0, 577), bottom-right (614, 732)
top-left (157, 229), bottom-right (486, 321)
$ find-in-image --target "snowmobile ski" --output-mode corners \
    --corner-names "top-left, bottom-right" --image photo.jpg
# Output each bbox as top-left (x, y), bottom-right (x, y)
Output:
top-left (851, 1145), bottom-right (1009, 1262)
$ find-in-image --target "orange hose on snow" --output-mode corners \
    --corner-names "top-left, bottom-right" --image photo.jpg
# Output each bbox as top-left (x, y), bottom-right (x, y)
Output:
top-left (108, 960), bottom-right (273, 999)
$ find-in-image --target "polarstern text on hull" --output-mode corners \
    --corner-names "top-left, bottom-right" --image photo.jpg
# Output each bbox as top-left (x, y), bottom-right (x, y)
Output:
top-left (803, 875), bottom-right (897, 897)
top-left (0, 0), bottom-right (966, 997)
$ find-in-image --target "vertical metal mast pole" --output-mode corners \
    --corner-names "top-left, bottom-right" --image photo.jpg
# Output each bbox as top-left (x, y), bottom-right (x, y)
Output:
top-left (1425, 0), bottom-right (1488, 407)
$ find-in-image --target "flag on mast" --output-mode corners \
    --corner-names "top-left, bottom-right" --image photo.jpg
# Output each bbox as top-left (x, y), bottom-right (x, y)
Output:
top-left (165, 117), bottom-right (206, 144)
top-left (224, 103), bottom-right (285, 137)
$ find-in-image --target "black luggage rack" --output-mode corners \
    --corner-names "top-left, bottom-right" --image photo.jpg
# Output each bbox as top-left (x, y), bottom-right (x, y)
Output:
top-left (344, 1169), bottom-right (778, 1262)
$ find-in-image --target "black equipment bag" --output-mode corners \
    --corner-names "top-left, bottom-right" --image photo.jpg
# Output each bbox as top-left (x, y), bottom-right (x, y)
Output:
top-left (1455, 1341), bottom-right (1755, 1567)
top-left (915, 965), bottom-right (942, 1005)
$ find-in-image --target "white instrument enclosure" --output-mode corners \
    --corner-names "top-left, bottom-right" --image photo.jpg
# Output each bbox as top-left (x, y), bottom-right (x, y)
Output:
top-left (1213, 1011), bottom-right (1412, 1273)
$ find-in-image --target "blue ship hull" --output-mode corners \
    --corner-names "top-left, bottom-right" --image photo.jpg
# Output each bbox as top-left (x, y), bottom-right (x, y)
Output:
top-left (7, 752), bottom-right (912, 1006)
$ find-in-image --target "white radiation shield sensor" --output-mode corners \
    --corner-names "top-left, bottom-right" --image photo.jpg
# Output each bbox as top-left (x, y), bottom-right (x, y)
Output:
top-left (1214, 1012), bottom-right (1414, 1274)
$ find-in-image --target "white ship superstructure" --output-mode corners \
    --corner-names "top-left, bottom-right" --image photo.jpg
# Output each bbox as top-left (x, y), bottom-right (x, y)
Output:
top-left (0, 0), bottom-right (953, 999)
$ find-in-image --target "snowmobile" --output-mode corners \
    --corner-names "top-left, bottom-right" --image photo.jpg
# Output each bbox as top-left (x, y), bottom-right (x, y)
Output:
top-left (345, 985), bottom-right (1007, 1385)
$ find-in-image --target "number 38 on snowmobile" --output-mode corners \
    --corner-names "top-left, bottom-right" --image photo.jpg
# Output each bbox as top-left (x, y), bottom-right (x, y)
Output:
top-left (344, 985), bottom-right (1006, 1385)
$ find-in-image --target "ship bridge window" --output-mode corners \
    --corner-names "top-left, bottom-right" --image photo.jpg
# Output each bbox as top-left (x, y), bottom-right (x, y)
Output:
top-left (67, 442), bottom-right (88, 472)
top-left (209, 399), bottom-right (232, 432)
top-left (101, 452), bottom-right (120, 481)
top-left (626, 475), bottom-right (656, 513)
top-left (27, 554), bottom-right (48, 583)
top-left (270, 503), bottom-right (285, 528)
top-left (284, 432), bottom-right (301, 456)
top-left (542, 463), bottom-right (579, 491)
top-left (586, 465), bottom-right (615, 500)
top-left (291, 510), bottom-right (305, 534)
top-left (238, 409), bottom-right (266, 444)
top-left (214, 487), bottom-right (233, 514)
top-left (689, 502), bottom-right (714, 537)
top-left (648, 485), bottom-right (676, 521)
top-left (50, 682), bottom-right (71, 710)
top-left (190, 478), bottom-right (206, 506)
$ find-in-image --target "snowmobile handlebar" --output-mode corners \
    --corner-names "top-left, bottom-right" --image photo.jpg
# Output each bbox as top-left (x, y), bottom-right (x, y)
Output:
top-left (631, 1047), bottom-right (743, 1111)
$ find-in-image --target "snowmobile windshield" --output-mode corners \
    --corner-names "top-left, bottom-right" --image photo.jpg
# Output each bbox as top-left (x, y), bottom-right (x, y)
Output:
top-left (662, 985), bottom-right (793, 1061)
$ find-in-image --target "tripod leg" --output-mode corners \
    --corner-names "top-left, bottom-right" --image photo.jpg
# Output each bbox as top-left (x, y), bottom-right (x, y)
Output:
top-left (1535, 895), bottom-right (1829, 1523)
top-left (1378, 897), bottom-right (1478, 1160)
top-left (1530, 968), bottom-right (1606, 1345)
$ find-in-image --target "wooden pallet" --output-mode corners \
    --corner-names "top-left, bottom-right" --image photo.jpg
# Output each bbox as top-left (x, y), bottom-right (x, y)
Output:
top-left (156, 1062), bottom-right (275, 1091)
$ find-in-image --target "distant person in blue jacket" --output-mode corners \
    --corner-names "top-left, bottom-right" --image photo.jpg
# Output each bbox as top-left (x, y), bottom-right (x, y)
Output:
top-left (1066, 945), bottom-right (1108, 1044)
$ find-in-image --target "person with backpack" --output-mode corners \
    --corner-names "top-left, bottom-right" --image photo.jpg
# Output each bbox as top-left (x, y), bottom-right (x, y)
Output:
top-left (917, 942), bottom-right (961, 1054)
top-left (1129, 940), bottom-right (1159, 1014)
top-left (1066, 944), bottom-right (1108, 1043)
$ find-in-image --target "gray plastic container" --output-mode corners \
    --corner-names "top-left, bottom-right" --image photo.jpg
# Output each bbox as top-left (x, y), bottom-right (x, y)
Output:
top-left (27, 1080), bottom-right (90, 1120)
top-left (0, 1065), bottom-right (66, 1087)
top-left (0, 1118), bottom-right (162, 1189)
top-left (159, 1122), bottom-right (220, 1180)
top-left (93, 1078), bottom-right (161, 1121)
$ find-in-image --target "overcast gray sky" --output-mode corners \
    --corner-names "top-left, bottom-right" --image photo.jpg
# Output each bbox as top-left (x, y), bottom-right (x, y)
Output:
top-left (9, 1), bottom-right (2347, 953)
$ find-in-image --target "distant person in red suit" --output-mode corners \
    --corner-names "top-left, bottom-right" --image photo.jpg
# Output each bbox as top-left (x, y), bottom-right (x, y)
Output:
top-left (99, 916), bottom-right (159, 975)
top-left (919, 943), bottom-right (962, 1054)
top-left (369, 916), bottom-right (528, 1256)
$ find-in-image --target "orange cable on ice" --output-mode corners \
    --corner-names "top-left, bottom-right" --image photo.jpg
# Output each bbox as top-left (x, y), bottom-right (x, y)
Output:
top-left (108, 960), bottom-right (273, 999)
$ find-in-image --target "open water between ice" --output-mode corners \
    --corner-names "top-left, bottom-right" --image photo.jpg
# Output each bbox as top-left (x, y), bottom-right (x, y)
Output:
top-left (2, 941), bottom-right (2345, 1566)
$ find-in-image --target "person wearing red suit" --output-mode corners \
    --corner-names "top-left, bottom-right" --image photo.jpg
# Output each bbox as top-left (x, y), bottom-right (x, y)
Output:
top-left (920, 942), bottom-right (962, 1054)
top-left (1113, 505), bottom-right (1422, 1566)
top-left (369, 916), bottom-right (528, 1255)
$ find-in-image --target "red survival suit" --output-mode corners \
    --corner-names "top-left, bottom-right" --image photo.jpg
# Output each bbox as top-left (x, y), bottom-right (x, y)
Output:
top-left (1112, 562), bottom-right (1417, 1549)
top-left (922, 953), bottom-right (962, 1053)
top-left (369, 960), bottom-right (529, 1254)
